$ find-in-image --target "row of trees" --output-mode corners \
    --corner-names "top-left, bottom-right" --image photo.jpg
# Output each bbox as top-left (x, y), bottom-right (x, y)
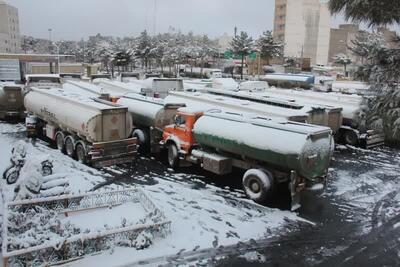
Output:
top-left (329, 0), bottom-right (400, 143)
top-left (229, 31), bottom-right (283, 79)
top-left (22, 31), bottom-right (220, 74)
top-left (21, 30), bottom-right (284, 78)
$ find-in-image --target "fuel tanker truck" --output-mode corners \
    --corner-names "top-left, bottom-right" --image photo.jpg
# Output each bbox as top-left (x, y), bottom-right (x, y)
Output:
top-left (0, 83), bottom-right (25, 120)
top-left (249, 87), bottom-right (385, 148)
top-left (161, 109), bottom-right (334, 210)
top-left (205, 88), bottom-right (343, 134)
top-left (24, 88), bottom-right (137, 167)
top-left (165, 90), bottom-right (337, 131)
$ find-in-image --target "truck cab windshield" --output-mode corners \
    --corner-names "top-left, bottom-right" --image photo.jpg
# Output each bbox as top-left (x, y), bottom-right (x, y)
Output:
top-left (174, 115), bottom-right (186, 126)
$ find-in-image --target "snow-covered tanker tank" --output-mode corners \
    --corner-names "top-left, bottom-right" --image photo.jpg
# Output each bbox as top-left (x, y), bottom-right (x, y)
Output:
top-left (193, 113), bottom-right (333, 181)
top-left (24, 88), bottom-right (137, 167)
top-left (250, 87), bottom-right (384, 148)
top-left (165, 90), bottom-right (331, 128)
top-left (116, 93), bottom-right (185, 153)
top-left (0, 83), bottom-right (25, 120)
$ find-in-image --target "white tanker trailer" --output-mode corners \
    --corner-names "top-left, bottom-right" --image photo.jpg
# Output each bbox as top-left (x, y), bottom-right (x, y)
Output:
top-left (24, 88), bottom-right (137, 167)
top-left (94, 80), bottom-right (144, 97)
top-left (249, 88), bottom-right (384, 147)
top-left (0, 83), bottom-right (25, 120)
top-left (204, 88), bottom-right (343, 134)
top-left (116, 93), bottom-right (185, 153)
top-left (165, 90), bottom-right (331, 127)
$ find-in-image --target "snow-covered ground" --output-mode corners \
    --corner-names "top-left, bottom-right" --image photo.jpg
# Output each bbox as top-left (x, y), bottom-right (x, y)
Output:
top-left (0, 122), bottom-right (305, 266)
top-left (1, 121), bottom-right (399, 266)
top-left (326, 146), bottom-right (400, 233)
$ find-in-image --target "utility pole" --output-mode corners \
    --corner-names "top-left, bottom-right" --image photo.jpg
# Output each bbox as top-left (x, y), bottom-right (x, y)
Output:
top-left (300, 44), bottom-right (304, 70)
top-left (48, 28), bottom-right (52, 54)
top-left (234, 26), bottom-right (237, 37)
top-left (153, 0), bottom-right (157, 35)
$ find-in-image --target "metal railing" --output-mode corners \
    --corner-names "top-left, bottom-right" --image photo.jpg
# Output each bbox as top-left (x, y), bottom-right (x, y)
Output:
top-left (2, 188), bottom-right (171, 267)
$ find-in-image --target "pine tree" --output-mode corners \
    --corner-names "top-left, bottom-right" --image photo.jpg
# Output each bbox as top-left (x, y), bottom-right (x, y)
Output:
top-left (329, 0), bottom-right (400, 26)
top-left (330, 0), bottom-right (400, 143)
top-left (136, 30), bottom-right (153, 71)
top-left (284, 57), bottom-right (297, 73)
top-left (256, 31), bottom-right (283, 65)
top-left (229, 31), bottom-right (254, 80)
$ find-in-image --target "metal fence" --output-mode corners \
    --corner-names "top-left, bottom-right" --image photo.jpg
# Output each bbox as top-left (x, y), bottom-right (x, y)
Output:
top-left (2, 188), bottom-right (171, 267)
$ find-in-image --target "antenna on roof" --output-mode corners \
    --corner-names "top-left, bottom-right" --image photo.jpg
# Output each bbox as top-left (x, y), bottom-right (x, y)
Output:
top-left (153, 0), bottom-right (157, 35)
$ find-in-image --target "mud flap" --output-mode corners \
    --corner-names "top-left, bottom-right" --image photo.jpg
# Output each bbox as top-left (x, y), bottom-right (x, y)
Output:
top-left (290, 171), bottom-right (301, 211)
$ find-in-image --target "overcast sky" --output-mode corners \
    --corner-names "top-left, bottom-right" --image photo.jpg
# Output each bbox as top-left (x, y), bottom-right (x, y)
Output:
top-left (8, 0), bottom-right (346, 40)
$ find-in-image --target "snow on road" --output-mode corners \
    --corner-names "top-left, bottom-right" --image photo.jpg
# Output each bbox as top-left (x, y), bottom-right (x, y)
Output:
top-left (63, 171), bottom-right (307, 267)
top-left (326, 146), bottom-right (400, 233)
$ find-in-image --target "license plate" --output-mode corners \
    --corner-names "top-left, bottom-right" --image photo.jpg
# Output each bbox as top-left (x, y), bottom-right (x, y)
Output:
top-left (94, 156), bottom-right (135, 168)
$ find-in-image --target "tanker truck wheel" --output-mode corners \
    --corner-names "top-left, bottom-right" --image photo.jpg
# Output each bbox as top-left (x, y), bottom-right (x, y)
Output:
top-left (344, 130), bottom-right (359, 146)
top-left (133, 129), bottom-right (149, 154)
top-left (243, 169), bottom-right (273, 203)
top-left (76, 143), bottom-right (87, 164)
top-left (167, 143), bottom-right (179, 169)
top-left (55, 132), bottom-right (66, 153)
top-left (65, 136), bottom-right (76, 158)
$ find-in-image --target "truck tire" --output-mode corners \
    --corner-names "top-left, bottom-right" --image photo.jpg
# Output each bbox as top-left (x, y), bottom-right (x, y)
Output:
top-left (76, 143), bottom-right (87, 164)
top-left (133, 129), bottom-right (148, 153)
top-left (243, 169), bottom-right (273, 203)
top-left (167, 143), bottom-right (179, 169)
top-left (55, 132), bottom-right (66, 153)
top-left (65, 136), bottom-right (76, 158)
top-left (344, 130), bottom-right (359, 146)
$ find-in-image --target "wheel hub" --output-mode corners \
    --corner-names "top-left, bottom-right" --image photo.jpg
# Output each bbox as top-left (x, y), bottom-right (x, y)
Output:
top-left (66, 141), bottom-right (73, 155)
top-left (250, 179), bottom-right (261, 193)
top-left (56, 135), bottom-right (63, 149)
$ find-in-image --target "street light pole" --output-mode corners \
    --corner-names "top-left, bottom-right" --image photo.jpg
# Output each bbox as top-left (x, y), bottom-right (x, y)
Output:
top-left (48, 29), bottom-right (52, 54)
top-left (52, 42), bottom-right (61, 74)
top-left (57, 45), bottom-right (60, 74)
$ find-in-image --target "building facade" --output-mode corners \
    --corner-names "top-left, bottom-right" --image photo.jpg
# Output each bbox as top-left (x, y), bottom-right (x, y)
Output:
top-left (329, 25), bottom-right (398, 64)
top-left (0, 0), bottom-right (20, 53)
top-left (328, 24), bottom-right (361, 63)
top-left (273, 0), bottom-right (331, 65)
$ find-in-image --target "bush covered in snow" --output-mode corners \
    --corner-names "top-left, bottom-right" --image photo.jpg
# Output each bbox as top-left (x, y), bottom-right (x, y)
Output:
top-left (6, 206), bottom-right (78, 251)
top-left (330, 0), bottom-right (400, 144)
top-left (350, 32), bottom-right (400, 144)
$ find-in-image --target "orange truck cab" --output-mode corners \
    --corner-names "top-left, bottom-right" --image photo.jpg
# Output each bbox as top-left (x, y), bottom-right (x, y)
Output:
top-left (162, 109), bottom-right (203, 167)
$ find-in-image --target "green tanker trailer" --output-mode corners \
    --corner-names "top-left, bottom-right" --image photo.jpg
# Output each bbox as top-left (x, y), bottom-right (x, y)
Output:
top-left (162, 109), bottom-right (334, 210)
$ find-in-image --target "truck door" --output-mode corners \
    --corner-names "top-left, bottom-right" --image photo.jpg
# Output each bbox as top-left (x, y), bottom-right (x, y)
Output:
top-left (172, 114), bottom-right (192, 151)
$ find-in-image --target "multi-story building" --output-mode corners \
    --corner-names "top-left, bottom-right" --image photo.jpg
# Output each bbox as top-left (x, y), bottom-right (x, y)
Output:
top-left (273, 0), bottom-right (331, 65)
top-left (328, 24), bottom-right (362, 63)
top-left (328, 25), bottom-right (397, 64)
top-left (0, 0), bottom-right (20, 53)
